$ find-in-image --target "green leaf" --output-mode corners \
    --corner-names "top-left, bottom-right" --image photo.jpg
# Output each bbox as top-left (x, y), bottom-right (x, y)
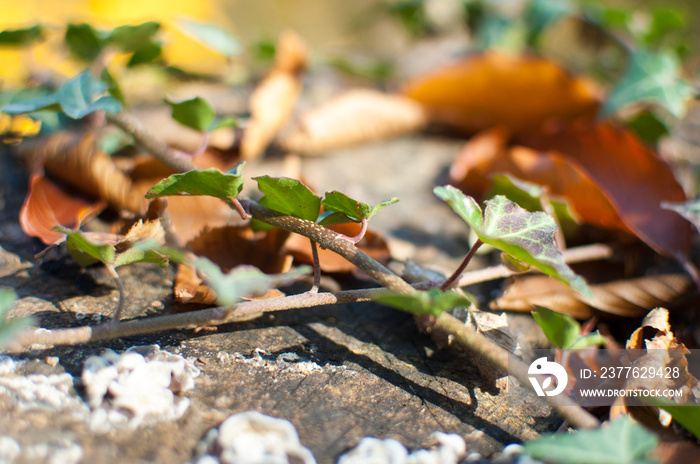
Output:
top-left (603, 50), bottom-right (694, 118)
top-left (0, 25), bottom-right (44, 45)
top-left (642, 396), bottom-right (700, 440)
top-left (113, 247), bottom-right (168, 268)
top-left (127, 42), bottom-right (162, 67)
top-left (193, 259), bottom-right (311, 306)
top-left (662, 199), bottom-right (700, 234)
top-left (211, 117), bottom-right (237, 131)
top-left (60, 228), bottom-right (116, 267)
top-left (322, 191), bottom-right (371, 222)
top-left (58, 72), bottom-right (122, 119)
top-left (0, 289), bottom-right (34, 348)
top-left (107, 21), bottom-right (161, 52)
top-left (317, 211), bottom-right (355, 226)
top-left (2, 72), bottom-right (122, 119)
top-left (525, 0), bottom-right (574, 45)
top-left (434, 186), bottom-right (591, 297)
top-left (642, 8), bottom-right (685, 47)
top-left (377, 289), bottom-right (474, 316)
top-left (568, 332), bottom-right (607, 350)
top-left (626, 111), bottom-right (669, 146)
top-left (532, 306), bottom-right (580, 349)
top-left (166, 97), bottom-right (216, 132)
top-left (65, 23), bottom-right (105, 62)
top-left (146, 165), bottom-right (245, 201)
top-left (255, 176), bottom-right (321, 223)
top-left (177, 19), bottom-right (241, 57)
top-left (524, 416), bottom-right (658, 464)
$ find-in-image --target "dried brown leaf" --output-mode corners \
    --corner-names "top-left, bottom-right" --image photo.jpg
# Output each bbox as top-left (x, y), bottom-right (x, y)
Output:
top-left (240, 31), bottom-right (307, 160)
top-left (651, 441), bottom-right (700, 464)
top-left (20, 131), bottom-right (146, 213)
top-left (174, 262), bottom-right (217, 305)
top-left (280, 89), bottom-right (428, 155)
top-left (491, 274), bottom-right (692, 319)
top-left (20, 174), bottom-right (106, 245)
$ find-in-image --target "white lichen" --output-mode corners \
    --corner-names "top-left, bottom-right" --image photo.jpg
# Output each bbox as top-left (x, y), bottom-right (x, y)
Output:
top-left (82, 344), bottom-right (200, 432)
top-left (0, 436), bottom-right (21, 462)
top-left (194, 411), bottom-right (316, 464)
top-left (0, 371), bottom-right (87, 415)
top-left (338, 433), bottom-right (466, 464)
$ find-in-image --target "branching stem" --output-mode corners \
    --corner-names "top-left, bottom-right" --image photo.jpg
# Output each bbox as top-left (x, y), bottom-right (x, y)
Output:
top-left (309, 239), bottom-right (321, 294)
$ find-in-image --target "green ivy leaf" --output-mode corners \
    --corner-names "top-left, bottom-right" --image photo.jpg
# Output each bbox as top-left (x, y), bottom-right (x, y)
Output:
top-left (146, 165), bottom-right (245, 202)
top-left (0, 289), bottom-right (34, 348)
top-left (2, 72), bottom-right (122, 119)
top-left (193, 259), bottom-right (311, 306)
top-left (0, 25), bottom-right (44, 45)
top-left (434, 186), bottom-right (591, 297)
top-left (642, 8), bottom-right (685, 47)
top-left (642, 396), bottom-right (700, 440)
top-left (127, 42), bottom-right (163, 67)
top-left (166, 97), bottom-right (216, 132)
top-left (107, 21), bottom-right (161, 52)
top-left (603, 50), bottom-right (694, 118)
top-left (524, 416), bottom-right (658, 464)
top-left (177, 19), bottom-right (241, 57)
top-left (377, 288), bottom-right (474, 316)
top-left (662, 199), bottom-right (700, 234)
top-left (321, 192), bottom-right (399, 224)
top-left (57, 227), bottom-right (116, 267)
top-left (531, 306), bottom-right (605, 349)
top-left (255, 176), bottom-right (321, 223)
top-left (65, 23), bottom-right (105, 62)
top-left (113, 247), bottom-right (168, 268)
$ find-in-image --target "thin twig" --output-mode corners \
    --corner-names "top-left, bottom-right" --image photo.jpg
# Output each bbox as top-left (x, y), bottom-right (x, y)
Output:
top-left (345, 218), bottom-right (368, 244)
top-left (440, 239), bottom-right (483, 291)
top-left (455, 243), bottom-right (615, 288)
top-left (106, 112), bottom-right (196, 173)
top-left (309, 239), bottom-right (321, 294)
top-left (105, 264), bottom-right (126, 321)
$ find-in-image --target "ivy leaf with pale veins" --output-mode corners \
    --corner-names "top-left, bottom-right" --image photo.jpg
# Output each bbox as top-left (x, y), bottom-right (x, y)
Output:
top-left (603, 50), bottom-right (694, 118)
top-left (434, 185), bottom-right (591, 297)
top-left (377, 288), bottom-right (474, 316)
top-left (662, 198), bottom-right (700, 234)
top-left (254, 176), bottom-right (321, 223)
top-left (321, 191), bottom-right (399, 223)
top-left (532, 306), bottom-right (606, 349)
top-left (193, 259), bottom-right (311, 306)
top-left (146, 164), bottom-right (245, 202)
top-left (166, 97), bottom-right (215, 132)
top-left (56, 226), bottom-right (116, 267)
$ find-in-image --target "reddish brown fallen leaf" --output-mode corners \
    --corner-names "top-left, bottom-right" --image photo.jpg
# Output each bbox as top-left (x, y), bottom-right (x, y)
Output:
top-left (284, 222), bottom-right (392, 273)
top-left (186, 225), bottom-right (291, 274)
top-left (402, 52), bottom-right (600, 135)
top-left (450, 129), bottom-right (626, 233)
top-left (173, 225), bottom-right (292, 305)
top-left (652, 441), bottom-right (700, 464)
top-left (240, 31), bottom-right (307, 160)
top-left (20, 174), bottom-right (106, 245)
top-left (520, 122), bottom-right (691, 259)
top-left (280, 89), bottom-right (429, 155)
top-left (491, 274), bottom-right (692, 319)
top-left (19, 131), bottom-right (146, 214)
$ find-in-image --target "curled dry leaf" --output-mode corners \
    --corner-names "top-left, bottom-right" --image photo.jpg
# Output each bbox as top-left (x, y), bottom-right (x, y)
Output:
top-left (174, 225), bottom-right (292, 305)
top-left (402, 52), bottom-right (600, 135)
top-left (19, 131), bottom-right (146, 214)
top-left (20, 174), bottom-right (106, 245)
top-left (610, 308), bottom-right (699, 426)
top-left (280, 89), bottom-right (428, 155)
top-left (240, 31), bottom-right (307, 160)
top-left (491, 274), bottom-right (692, 319)
top-left (284, 222), bottom-right (391, 274)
